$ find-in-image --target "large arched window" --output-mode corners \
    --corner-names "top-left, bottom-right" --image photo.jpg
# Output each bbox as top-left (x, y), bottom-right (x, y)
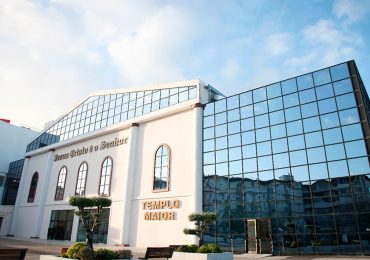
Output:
top-left (99, 157), bottom-right (112, 196)
top-left (27, 172), bottom-right (39, 202)
top-left (153, 144), bottom-right (170, 191)
top-left (55, 166), bottom-right (67, 200)
top-left (75, 162), bottom-right (88, 196)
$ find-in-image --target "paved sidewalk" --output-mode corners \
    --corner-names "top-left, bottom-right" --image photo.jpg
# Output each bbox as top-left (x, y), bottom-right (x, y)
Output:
top-left (1, 236), bottom-right (369, 260)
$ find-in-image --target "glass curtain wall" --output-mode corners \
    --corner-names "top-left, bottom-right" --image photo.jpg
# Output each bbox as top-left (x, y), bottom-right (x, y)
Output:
top-left (27, 86), bottom-right (197, 152)
top-left (203, 61), bottom-right (370, 255)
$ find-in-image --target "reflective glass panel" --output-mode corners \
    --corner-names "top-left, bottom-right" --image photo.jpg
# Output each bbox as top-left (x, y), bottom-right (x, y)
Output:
top-left (330, 63), bottom-right (350, 81)
top-left (297, 74), bottom-right (314, 90)
top-left (281, 78), bottom-right (297, 94)
top-left (315, 84), bottom-right (334, 100)
top-left (267, 83), bottom-right (281, 98)
top-left (305, 131), bottom-right (323, 148)
top-left (269, 110), bottom-right (285, 125)
top-left (256, 127), bottom-right (270, 142)
top-left (339, 108), bottom-right (360, 125)
top-left (288, 135), bottom-right (305, 151)
top-left (336, 93), bottom-right (357, 110)
top-left (348, 157), bottom-right (370, 176)
top-left (320, 112), bottom-right (340, 129)
top-left (322, 128), bottom-right (342, 145)
top-left (268, 97), bottom-right (283, 112)
top-left (307, 147), bottom-right (326, 163)
top-left (240, 105), bottom-right (254, 119)
top-left (286, 120), bottom-right (303, 136)
top-left (328, 160), bottom-right (349, 178)
top-left (290, 150), bottom-right (307, 166)
top-left (253, 88), bottom-right (267, 102)
top-left (345, 140), bottom-right (367, 158)
top-left (333, 78), bottom-right (353, 95)
top-left (239, 92), bottom-right (253, 106)
top-left (301, 102), bottom-right (319, 118)
top-left (254, 101), bottom-right (268, 115)
top-left (271, 124), bottom-right (286, 139)
top-left (326, 143), bottom-right (346, 161)
top-left (283, 93), bottom-right (299, 108)
top-left (285, 107), bottom-right (301, 122)
top-left (342, 124), bottom-right (363, 141)
top-left (299, 89), bottom-right (316, 104)
top-left (318, 98), bottom-right (337, 114)
top-left (313, 69), bottom-right (331, 86)
top-left (309, 163), bottom-right (329, 180)
top-left (272, 138), bottom-right (288, 153)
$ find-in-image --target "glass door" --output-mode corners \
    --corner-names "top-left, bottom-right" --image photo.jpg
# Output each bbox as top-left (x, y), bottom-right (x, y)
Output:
top-left (245, 218), bottom-right (272, 254)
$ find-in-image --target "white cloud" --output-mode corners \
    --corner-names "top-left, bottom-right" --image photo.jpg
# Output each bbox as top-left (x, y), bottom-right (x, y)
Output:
top-left (221, 59), bottom-right (240, 79)
top-left (333, 0), bottom-right (370, 24)
top-left (106, 5), bottom-right (197, 85)
top-left (286, 19), bottom-right (362, 68)
top-left (264, 32), bottom-right (293, 56)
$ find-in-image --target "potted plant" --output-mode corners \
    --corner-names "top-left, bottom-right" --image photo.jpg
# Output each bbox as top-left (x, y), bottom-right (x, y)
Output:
top-left (172, 212), bottom-right (233, 260)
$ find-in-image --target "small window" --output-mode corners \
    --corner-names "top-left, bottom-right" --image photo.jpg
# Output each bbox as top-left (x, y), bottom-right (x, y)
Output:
top-left (55, 166), bottom-right (67, 200)
top-left (76, 162), bottom-right (88, 196)
top-left (153, 145), bottom-right (170, 191)
top-left (27, 172), bottom-right (39, 203)
top-left (99, 157), bottom-right (113, 196)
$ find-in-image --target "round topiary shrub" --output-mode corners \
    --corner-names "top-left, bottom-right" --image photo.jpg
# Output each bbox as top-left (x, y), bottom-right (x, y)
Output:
top-left (77, 246), bottom-right (96, 260)
top-left (176, 244), bottom-right (198, 252)
top-left (95, 248), bottom-right (116, 259)
top-left (65, 242), bottom-right (88, 259)
top-left (197, 243), bottom-right (221, 253)
top-left (114, 249), bottom-right (132, 259)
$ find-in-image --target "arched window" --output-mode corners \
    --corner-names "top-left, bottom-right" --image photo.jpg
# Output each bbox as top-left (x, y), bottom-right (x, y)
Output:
top-left (99, 157), bottom-right (112, 196)
top-left (75, 162), bottom-right (88, 196)
top-left (153, 145), bottom-right (170, 191)
top-left (27, 172), bottom-right (39, 203)
top-left (55, 166), bottom-right (67, 200)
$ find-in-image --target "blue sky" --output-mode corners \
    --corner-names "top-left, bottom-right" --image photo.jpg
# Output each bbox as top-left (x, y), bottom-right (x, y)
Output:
top-left (1, 0), bottom-right (370, 130)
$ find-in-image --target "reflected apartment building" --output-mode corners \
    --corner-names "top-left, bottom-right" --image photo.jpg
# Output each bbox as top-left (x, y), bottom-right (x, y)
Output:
top-left (1, 60), bottom-right (369, 255)
top-left (202, 61), bottom-right (370, 254)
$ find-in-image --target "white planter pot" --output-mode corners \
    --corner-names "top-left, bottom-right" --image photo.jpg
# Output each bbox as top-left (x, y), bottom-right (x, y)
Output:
top-left (172, 252), bottom-right (233, 260)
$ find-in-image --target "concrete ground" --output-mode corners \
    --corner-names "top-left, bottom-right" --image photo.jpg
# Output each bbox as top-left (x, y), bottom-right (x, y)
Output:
top-left (0, 236), bottom-right (369, 260)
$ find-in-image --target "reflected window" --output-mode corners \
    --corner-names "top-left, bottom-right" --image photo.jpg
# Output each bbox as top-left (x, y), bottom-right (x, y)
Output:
top-left (339, 108), bottom-right (360, 125)
top-left (272, 138), bottom-right (288, 153)
top-left (326, 143), bottom-right (346, 161)
top-left (253, 88), bottom-right (267, 102)
top-left (297, 74), bottom-right (314, 90)
top-left (318, 98), bottom-right (337, 114)
top-left (313, 69), bottom-right (331, 86)
top-left (307, 147), bottom-right (326, 163)
top-left (348, 157), bottom-right (370, 176)
top-left (316, 84), bottom-right (334, 100)
top-left (267, 83), bottom-right (281, 99)
top-left (55, 166), bottom-right (67, 200)
top-left (27, 172), bottom-right (39, 203)
top-left (330, 63), bottom-right (350, 81)
top-left (322, 128), bottom-right (342, 145)
top-left (301, 102), bottom-right (319, 118)
top-left (240, 92), bottom-right (253, 106)
top-left (76, 162), bottom-right (88, 196)
top-left (281, 78), bottom-right (297, 94)
top-left (299, 89), bottom-right (316, 104)
top-left (99, 157), bottom-right (113, 196)
top-left (153, 145), bottom-right (170, 191)
top-left (333, 79), bottom-right (353, 95)
top-left (305, 131), bottom-right (323, 148)
top-left (336, 93), bottom-right (357, 110)
top-left (345, 140), bottom-right (367, 158)
top-left (342, 124), bottom-right (363, 141)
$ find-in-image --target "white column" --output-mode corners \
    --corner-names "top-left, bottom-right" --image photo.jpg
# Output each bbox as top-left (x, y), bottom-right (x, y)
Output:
top-left (192, 103), bottom-right (204, 213)
top-left (33, 149), bottom-right (55, 238)
top-left (120, 123), bottom-right (139, 245)
top-left (8, 157), bottom-right (30, 235)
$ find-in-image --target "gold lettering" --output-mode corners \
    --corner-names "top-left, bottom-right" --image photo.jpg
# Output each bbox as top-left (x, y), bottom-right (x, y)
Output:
top-left (144, 212), bottom-right (150, 220)
top-left (167, 212), bottom-right (174, 220)
top-left (160, 200), bottom-right (166, 209)
top-left (173, 200), bottom-right (180, 208)
top-left (153, 201), bottom-right (161, 209)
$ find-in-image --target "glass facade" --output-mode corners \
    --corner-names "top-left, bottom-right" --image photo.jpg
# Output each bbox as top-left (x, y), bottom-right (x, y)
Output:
top-left (48, 210), bottom-right (74, 240)
top-left (27, 86), bottom-right (197, 152)
top-left (76, 208), bottom-right (110, 244)
top-left (2, 159), bottom-right (24, 205)
top-left (203, 61), bottom-right (370, 255)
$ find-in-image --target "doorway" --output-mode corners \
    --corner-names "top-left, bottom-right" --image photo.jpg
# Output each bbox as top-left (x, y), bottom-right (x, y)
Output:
top-left (245, 218), bottom-right (272, 254)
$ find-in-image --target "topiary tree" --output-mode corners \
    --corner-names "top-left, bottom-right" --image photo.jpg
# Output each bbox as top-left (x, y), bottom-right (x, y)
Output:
top-left (68, 195), bottom-right (112, 249)
top-left (183, 212), bottom-right (217, 246)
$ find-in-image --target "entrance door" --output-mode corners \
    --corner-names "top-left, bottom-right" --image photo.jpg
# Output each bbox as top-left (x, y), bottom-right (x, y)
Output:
top-left (245, 218), bottom-right (272, 254)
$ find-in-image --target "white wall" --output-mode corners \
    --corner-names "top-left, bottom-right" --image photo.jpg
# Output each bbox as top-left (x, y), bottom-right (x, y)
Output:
top-left (0, 121), bottom-right (38, 174)
top-left (12, 82), bottom-right (207, 246)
